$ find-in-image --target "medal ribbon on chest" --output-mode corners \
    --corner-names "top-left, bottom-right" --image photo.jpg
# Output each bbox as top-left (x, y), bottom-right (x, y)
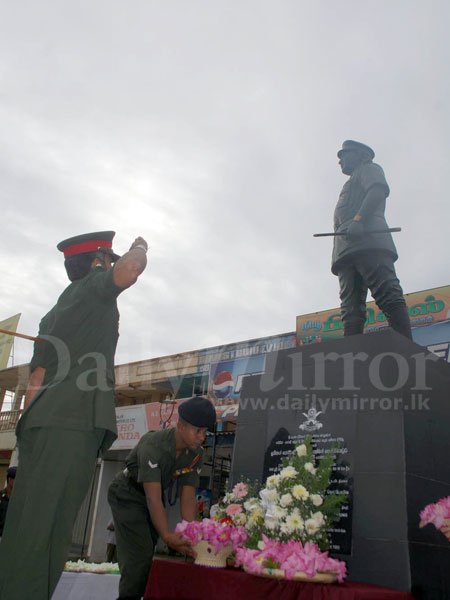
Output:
top-left (172, 453), bottom-right (200, 478)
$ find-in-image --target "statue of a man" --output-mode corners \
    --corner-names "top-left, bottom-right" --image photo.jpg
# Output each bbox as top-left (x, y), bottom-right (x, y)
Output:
top-left (332, 140), bottom-right (411, 338)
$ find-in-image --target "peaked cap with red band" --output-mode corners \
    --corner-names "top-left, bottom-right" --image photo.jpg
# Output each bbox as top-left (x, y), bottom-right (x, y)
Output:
top-left (57, 231), bottom-right (121, 262)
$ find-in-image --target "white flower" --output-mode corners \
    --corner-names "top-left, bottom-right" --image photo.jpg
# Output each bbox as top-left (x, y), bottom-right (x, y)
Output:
top-left (304, 462), bottom-right (316, 475)
top-left (247, 508), bottom-right (263, 528)
top-left (280, 466), bottom-right (297, 480)
top-left (264, 516), bottom-right (279, 530)
top-left (244, 498), bottom-right (260, 512)
top-left (296, 444), bottom-right (307, 457)
top-left (269, 505), bottom-right (287, 520)
top-left (280, 493), bottom-right (293, 508)
top-left (305, 518), bottom-right (320, 535)
top-left (311, 511), bottom-right (325, 527)
top-left (260, 488), bottom-right (279, 505)
top-left (257, 540), bottom-right (266, 550)
top-left (291, 507), bottom-right (302, 519)
top-left (311, 494), bottom-right (323, 506)
top-left (305, 511), bottom-right (325, 535)
top-left (223, 492), bottom-right (235, 503)
top-left (280, 521), bottom-right (294, 535)
top-left (234, 512), bottom-right (247, 525)
top-left (292, 484), bottom-right (309, 501)
top-left (265, 474), bottom-right (281, 489)
top-left (249, 506), bottom-right (264, 519)
top-left (286, 512), bottom-right (304, 532)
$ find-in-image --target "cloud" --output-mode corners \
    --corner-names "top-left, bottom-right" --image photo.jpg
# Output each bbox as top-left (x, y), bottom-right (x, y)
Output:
top-left (0, 0), bottom-right (448, 368)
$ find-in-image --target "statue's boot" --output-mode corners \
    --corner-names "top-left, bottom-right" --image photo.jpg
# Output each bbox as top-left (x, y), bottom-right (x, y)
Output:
top-left (387, 305), bottom-right (412, 339)
top-left (343, 319), bottom-right (365, 336)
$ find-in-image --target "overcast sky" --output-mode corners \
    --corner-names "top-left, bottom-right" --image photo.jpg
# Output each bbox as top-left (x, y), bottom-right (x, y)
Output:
top-left (1, 1), bottom-right (449, 367)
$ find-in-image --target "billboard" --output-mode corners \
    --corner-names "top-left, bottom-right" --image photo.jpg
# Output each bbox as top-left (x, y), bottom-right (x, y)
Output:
top-left (145, 398), bottom-right (186, 431)
top-left (109, 334), bottom-right (297, 449)
top-left (0, 314), bottom-right (21, 370)
top-left (199, 334), bottom-right (297, 422)
top-left (410, 320), bottom-right (450, 362)
top-left (208, 355), bottom-right (266, 421)
top-left (109, 404), bottom-right (149, 450)
top-left (296, 285), bottom-right (450, 345)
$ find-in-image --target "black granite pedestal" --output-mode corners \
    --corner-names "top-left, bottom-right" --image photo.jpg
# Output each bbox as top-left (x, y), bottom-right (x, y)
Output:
top-left (231, 329), bottom-right (450, 599)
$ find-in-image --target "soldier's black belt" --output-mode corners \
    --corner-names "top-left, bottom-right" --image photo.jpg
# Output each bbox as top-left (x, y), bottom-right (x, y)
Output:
top-left (123, 468), bottom-right (145, 494)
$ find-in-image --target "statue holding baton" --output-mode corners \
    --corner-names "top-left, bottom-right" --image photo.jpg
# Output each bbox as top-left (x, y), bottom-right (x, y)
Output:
top-left (318, 140), bottom-right (411, 338)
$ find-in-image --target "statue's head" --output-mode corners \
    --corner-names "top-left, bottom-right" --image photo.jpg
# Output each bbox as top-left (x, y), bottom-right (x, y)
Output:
top-left (337, 140), bottom-right (374, 175)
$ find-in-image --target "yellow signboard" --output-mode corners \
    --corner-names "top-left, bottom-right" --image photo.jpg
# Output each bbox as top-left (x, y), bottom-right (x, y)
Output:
top-left (0, 314), bottom-right (21, 370)
top-left (296, 285), bottom-right (450, 345)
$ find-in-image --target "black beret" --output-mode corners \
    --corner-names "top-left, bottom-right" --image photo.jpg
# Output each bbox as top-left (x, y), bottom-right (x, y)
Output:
top-left (57, 231), bottom-right (120, 262)
top-left (337, 140), bottom-right (375, 159)
top-left (178, 396), bottom-right (216, 431)
top-left (6, 466), bottom-right (17, 479)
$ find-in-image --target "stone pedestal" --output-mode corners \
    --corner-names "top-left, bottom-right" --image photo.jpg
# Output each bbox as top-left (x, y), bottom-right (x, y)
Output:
top-left (231, 329), bottom-right (450, 598)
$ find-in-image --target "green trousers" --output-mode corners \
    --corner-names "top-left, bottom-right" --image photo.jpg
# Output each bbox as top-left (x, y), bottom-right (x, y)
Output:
top-left (0, 427), bottom-right (101, 600)
top-left (108, 472), bottom-right (158, 599)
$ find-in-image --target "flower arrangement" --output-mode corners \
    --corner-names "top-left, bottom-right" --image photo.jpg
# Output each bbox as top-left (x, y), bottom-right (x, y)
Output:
top-left (213, 480), bottom-right (259, 527)
top-left (211, 436), bottom-right (347, 581)
top-left (175, 518), bottom-right (247, 554)
top-left (219, 437), bottom-right (346, 552)
top-left (64, 560), bottom-right (120, 574)
top-left (235, 535), bottom-right (347, 582)
top-left (419, 496), bottom-right (450, 541)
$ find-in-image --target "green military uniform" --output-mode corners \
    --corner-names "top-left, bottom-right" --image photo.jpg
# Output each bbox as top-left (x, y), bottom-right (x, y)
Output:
top-left (0, 266), bottom-right (121, 600)
top-left (108, 427), bottom-right (203, 599)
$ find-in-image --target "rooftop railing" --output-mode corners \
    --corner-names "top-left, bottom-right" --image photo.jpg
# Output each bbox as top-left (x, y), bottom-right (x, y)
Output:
top-left (0, 410), bottom-right (22, 431)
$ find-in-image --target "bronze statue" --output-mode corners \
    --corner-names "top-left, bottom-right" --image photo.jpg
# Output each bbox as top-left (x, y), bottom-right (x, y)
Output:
top-left (332, 140), bottom-right (411, 338)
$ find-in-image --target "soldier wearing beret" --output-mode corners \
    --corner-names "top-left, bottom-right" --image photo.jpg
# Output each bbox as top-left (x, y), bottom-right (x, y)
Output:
top-left (0, 231), bottom-right (148, 600)
top-left (333, 140), bottom-right (411, 338)
top-left (108, 396), bottom-right (216, 600)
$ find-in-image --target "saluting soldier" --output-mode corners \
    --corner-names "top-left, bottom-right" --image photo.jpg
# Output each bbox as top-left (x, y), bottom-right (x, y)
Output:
top-left (108, 395), bottom-right (216, 600)
top-left (0, 231), bottom-right (148, 600)
top-left (333, 140), bottom-right (411, 338)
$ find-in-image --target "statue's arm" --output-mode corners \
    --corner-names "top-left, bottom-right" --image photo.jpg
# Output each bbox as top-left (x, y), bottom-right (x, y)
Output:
top-left (354, 184), bottom-right (388, 222)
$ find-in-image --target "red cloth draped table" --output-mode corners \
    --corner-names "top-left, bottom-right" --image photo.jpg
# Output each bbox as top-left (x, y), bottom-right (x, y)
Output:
top-left (144, 559), bottom-right (415, 600)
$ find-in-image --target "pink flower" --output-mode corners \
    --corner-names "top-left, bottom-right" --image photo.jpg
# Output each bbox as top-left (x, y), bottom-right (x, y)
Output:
top-left (236, 548), bottom-right (264, 574)
top-left (420, 497), bottom-right (450, 530)
top-left (235, 538), bottom-right (347, 582)
top-left (175, 521), bottom-right (188, 535)
top-left (230, 526), bottom-right (247, 547)
top-left (226, 504), bottom-right (242, 517)
top-left (175, 519), bottom-right (247, 553)
top-left (431, 504), bottom-right (448, 529)
top-left (283, 553), bottom-right (307, 580)
top-left (419, 503), bottom-right (436, 526)
top-left (232, 482), bottom-right (248, 498)
top-left (322, 557), bottom-right (348, 583)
